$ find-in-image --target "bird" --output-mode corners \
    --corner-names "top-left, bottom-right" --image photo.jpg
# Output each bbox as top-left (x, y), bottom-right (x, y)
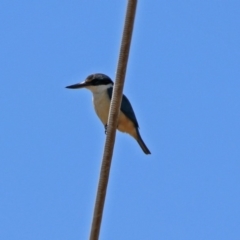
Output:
top-left (66, 73), bottom-right (151, 154)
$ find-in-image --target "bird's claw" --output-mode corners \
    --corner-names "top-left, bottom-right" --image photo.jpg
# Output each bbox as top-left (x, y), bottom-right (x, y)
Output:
top-left (104, 124), bottom-right (108, 134)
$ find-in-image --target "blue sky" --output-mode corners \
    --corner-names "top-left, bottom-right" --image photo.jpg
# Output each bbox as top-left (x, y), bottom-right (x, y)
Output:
top-left (1, 1), bottom-right (240, 239)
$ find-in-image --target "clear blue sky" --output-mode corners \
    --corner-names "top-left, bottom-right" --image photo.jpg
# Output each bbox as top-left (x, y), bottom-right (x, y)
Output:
top-left (1, 1), bottom-right (240, 239)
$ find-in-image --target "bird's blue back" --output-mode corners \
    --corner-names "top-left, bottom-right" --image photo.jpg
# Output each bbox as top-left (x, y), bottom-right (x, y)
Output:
top-left (107, 87), bottom-right (139, 128)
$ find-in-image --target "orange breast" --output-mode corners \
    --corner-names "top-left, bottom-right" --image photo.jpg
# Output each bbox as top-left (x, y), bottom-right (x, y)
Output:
top-left (117, 111), bottom-right (138, 140)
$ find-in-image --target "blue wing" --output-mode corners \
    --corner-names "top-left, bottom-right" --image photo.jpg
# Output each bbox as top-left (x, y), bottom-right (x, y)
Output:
top-left (107, 87), bottom-right (139, 128)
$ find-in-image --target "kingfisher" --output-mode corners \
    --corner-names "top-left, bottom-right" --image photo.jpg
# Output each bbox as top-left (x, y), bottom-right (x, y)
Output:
top-left (66, 73), bottom-right (151, 154)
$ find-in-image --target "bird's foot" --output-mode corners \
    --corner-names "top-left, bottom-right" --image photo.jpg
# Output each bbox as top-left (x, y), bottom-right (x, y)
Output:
top-left (104, 124), bottom-right (108, 134)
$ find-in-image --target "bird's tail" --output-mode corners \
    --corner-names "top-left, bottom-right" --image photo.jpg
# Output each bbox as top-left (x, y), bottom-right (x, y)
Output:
top-left (136, 129), bottom-right (151, 155)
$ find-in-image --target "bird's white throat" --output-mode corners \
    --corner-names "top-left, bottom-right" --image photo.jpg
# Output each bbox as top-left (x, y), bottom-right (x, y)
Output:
top-left (86, 83), bottom-right (113, 94)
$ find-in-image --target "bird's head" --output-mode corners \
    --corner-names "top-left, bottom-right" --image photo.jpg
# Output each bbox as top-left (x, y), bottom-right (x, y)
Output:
top-left (66, 73), bottom-right (113, 93)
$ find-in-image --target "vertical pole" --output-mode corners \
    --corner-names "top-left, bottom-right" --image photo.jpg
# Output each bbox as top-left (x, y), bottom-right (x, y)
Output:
top-left (89, 1), bottom-right (137, 239)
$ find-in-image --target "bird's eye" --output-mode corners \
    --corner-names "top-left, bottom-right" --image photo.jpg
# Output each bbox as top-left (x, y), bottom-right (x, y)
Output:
top-left (92, 80), bottom-right (100, 85)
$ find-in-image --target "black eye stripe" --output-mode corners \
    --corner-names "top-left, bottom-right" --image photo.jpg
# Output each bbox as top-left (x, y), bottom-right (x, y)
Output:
top-left (91, 80), bottom-right (100, 85)
top-left (91, 79), bottom-right (113, 85)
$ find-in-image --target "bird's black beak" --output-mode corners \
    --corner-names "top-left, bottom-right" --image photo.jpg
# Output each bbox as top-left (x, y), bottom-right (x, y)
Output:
top-left (65, 82), bottom-right (89, 89)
